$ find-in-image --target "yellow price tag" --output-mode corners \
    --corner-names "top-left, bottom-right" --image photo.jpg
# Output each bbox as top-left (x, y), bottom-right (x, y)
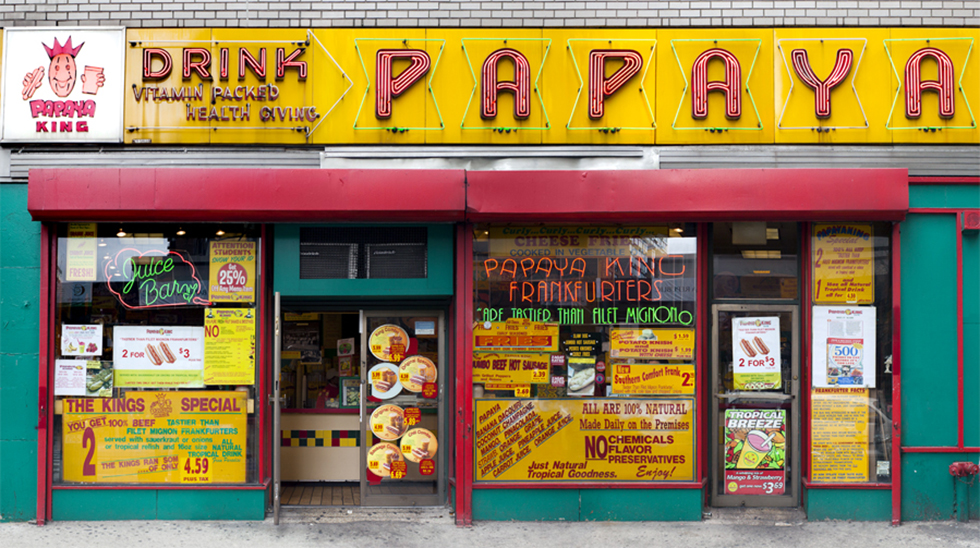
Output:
top-left (531, 368), bottom-right (547, 382)
top-left (515, 386), bottom-right (531, 398)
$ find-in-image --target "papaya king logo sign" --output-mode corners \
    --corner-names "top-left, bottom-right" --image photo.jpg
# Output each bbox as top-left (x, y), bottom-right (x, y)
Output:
top-left (105, 249), bottom-right (210, 309)
top-left (1, 28), bottom-right (125, 142)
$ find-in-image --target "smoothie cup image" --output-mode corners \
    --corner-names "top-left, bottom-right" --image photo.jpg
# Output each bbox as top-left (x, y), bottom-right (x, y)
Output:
top-left (735, 429), bottom-right (774, 469)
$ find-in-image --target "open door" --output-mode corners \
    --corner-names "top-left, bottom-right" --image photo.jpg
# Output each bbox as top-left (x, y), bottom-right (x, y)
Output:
top-left (273, 291), bottom-right (282, 524)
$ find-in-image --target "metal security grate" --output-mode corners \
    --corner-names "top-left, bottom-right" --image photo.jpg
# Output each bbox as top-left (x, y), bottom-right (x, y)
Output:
top-left (299, 227), bottom-right (427, 279)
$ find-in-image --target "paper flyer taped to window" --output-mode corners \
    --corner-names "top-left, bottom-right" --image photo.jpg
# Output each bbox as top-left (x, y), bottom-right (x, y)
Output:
top-left (812, 306), bottom-right (876, 388)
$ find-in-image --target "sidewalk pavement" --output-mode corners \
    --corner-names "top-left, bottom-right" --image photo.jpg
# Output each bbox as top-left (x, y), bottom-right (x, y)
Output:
top-left (2, 507), bottom-right (978, 548)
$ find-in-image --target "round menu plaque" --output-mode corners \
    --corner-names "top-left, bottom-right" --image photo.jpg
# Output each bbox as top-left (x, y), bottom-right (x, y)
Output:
top-left (370, 404), bottom-right (406, 441)
top-left (400, 428), bottom-right (438, 463)
top-left (369, 324), bottom-right (409, 362)
top-left (398, 355), bottom-right (437, 392)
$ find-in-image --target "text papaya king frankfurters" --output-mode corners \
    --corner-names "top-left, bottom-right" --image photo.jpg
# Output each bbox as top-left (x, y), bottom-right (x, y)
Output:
top-left (146, 343), bottom-right (164, 366)
top-left (159, 342), bottom-right (177, 363)
top-left (753, 336), bottom-right (770, 355)
top-left (739, 339), bottom-right (757, 358)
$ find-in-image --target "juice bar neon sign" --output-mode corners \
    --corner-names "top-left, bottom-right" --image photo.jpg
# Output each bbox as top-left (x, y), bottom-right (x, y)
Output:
top-left (105, 249), bottom-right (211, 309)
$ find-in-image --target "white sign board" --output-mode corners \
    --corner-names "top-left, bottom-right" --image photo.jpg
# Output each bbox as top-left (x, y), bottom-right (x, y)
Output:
top-left (1, 27), bottom-right (124, 142)
top-left (812, 306), bottom-right (877, 388)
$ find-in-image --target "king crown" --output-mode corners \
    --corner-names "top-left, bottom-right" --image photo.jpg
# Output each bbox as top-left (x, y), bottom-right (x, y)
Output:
top-left (43, 36), bottom-right (84, 59)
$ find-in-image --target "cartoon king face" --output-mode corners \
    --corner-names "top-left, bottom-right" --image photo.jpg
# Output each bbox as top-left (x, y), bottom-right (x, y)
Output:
top-left (43, 36), bottom-right (84, 97)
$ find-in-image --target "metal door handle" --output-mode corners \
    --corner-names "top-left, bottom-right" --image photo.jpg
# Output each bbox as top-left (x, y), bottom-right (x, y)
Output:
top-left (715, 392), bottom-right (794, 401)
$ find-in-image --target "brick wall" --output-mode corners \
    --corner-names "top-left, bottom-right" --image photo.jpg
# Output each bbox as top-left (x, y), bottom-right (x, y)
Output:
top-left (0, 1), bottom-right (977, 28)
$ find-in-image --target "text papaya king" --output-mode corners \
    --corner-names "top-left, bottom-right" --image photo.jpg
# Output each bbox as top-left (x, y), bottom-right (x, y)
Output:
top-left (181, 396), bottom-right (242, 413)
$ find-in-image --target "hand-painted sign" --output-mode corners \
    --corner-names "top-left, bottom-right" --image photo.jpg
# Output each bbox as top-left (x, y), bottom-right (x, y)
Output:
top-left (62, 391), bottom-right (247, 483)
top-left (474, 398), bottom-right (694, 482)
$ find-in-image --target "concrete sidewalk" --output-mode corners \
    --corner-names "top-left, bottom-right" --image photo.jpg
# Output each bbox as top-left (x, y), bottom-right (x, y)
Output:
top-left (2, 507), bottom-right (978, 548)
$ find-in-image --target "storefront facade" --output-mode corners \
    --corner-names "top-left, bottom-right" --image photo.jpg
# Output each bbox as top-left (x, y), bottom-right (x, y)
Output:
top-left (0, 17), bottom-right (977, 525)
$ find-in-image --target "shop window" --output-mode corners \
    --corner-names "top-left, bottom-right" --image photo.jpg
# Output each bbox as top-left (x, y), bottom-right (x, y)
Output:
top-left (53, 223), bottom-right (261, 485)
top-left (472, 225), bottom-right (698, 483)
top-left (808, 222), bottom-right (893, 484)
top-left (712, 222), bottom-right (799, 300)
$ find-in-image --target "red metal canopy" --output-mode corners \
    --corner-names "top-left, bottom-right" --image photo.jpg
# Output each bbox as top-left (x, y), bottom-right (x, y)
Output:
top-left (466, 168), bottom-right (909, 222)
top-left (28, 167), bottom-right (908, 222)
top-left (27, 168), bottom-right (468, 222)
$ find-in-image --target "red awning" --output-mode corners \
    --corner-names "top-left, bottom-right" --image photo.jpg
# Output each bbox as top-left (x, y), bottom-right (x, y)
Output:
top-left (28, 167), bottom-right (908, 222)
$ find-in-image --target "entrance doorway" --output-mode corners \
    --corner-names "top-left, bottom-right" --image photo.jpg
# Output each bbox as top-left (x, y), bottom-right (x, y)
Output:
top-left (708, 223), bottom-right (801, 507)
top-left (272, 300), bottom-right (447, 514)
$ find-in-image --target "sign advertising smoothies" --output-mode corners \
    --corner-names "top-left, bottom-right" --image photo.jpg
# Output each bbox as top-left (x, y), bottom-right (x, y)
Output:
top-left (474, 398), bottom-right (694, 482)
top-left (62, 391), bottom-right (247, 483)
top-left (724, 409), bottom-right (786, 495)
top-left (732, 317), bottom-right (781, 390)
top-left (203, 308), bottom-right (255, 385)
top-left (208, 241), bottom-right (256, 303)
top-left (113, 325), bottom-right (204, 388)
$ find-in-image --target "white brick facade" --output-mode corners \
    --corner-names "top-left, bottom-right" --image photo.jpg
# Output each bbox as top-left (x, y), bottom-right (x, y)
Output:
top-left (0, 0), bottom-right (976, 28)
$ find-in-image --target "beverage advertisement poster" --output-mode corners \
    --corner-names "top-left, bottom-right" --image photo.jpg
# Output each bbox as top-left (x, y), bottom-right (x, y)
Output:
top-left (732, 317), bottom-right (781, 390)
top-left (203, 308), bottom-right (256, 385)
top-left (812, 306), bottom-right (876, 388)
top-left (208, 241), bottom-right (256, 303)
top-left (1, 28), bottom-right (125, 142)
top-left (812, 223), bottom-right (874, 304)
top-left (61, 323), bottom-right (103, 356)
top-left (113, 325), bottom-right (204, 388)
top-left (65, 223), bottom-right (98, 281)
top-left (724, 409), bottom-right (786, 495)
top-left (474, 398), bottom-right (694, 482)
top-left (62, 391), bottom-right (247, 483)
top-left (609, 328), bottom-right (695, 360)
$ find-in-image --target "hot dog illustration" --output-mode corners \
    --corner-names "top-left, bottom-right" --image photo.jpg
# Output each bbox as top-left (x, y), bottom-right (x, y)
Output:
top-left (739, 339), bottom-right (757, 358)
top-left (753, 336), bottom-right (770, 355)
top-left (159, 341), bottom-right (177, 363)
top-left (146, 343), bottom-right (164, 366)
top-left (22, 68), bottom-right (44, 100)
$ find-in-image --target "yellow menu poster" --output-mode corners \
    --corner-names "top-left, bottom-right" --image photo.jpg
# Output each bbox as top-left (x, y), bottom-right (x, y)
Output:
top-left (204, 308), bottom-right (256, 385)
top-left (473, 353), bottom-right (550, 384)
top-left (610, 328), bottom-right (695, 359)
top-left (811, 387), bottom-right (870, 483)
top-left (812, 223), bottom-right (874, 304)
top-left (610, 362), bottom-right (696, 395)
top-left (62, 391), bottom-right (247, 483)
top-left (66, 222), bottom-right (98, 281)
top-left (475, 398), bottom-right (694, 482)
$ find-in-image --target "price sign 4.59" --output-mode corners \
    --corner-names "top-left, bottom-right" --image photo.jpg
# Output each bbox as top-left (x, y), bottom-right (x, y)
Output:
top-left (180, 456), bottom-right (213, 483)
